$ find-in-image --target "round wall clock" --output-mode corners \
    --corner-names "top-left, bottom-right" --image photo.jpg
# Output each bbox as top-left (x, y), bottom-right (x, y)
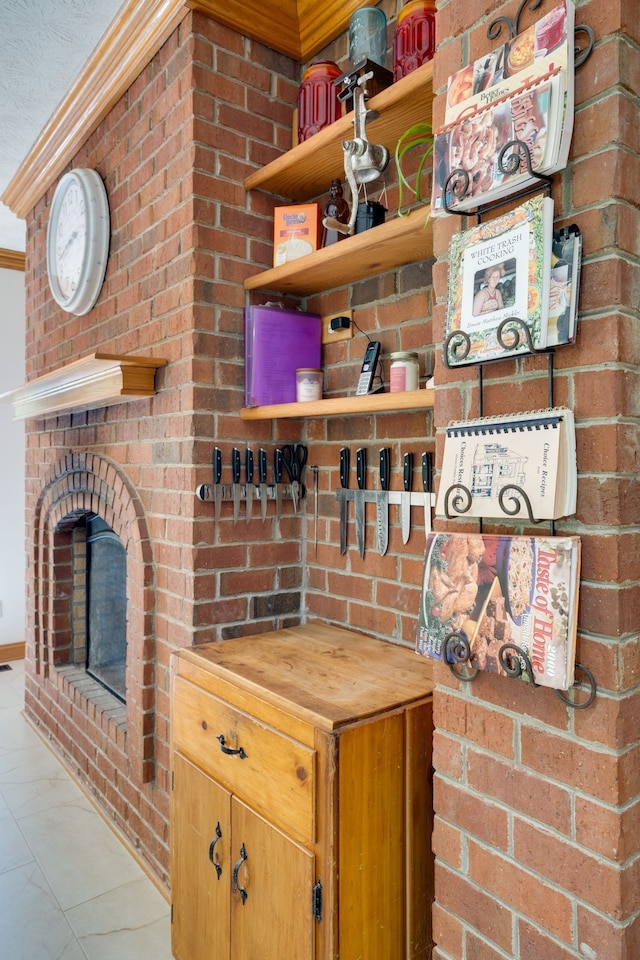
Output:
top-left (46, 168), bottom-right (110, 316)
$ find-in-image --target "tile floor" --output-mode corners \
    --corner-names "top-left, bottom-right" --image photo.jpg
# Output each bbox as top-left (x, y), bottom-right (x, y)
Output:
top-left (0, 660), bottom-right (173, 960)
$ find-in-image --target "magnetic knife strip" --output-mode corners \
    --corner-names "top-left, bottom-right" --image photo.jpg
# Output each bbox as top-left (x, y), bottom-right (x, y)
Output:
top-left (195, 483), bottom-right (298, 503)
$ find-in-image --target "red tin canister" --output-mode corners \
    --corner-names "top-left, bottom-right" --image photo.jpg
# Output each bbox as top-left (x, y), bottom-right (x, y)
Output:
top-left (392, 0), bottom-right (436, 82)
top-left (297, 61), bottom-right (342, 143)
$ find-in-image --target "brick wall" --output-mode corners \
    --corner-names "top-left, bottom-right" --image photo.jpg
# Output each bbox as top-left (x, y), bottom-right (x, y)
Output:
top-left (429, 1), bottom-right (640, 958)
top-left (20, 0), bottom-right (639, 950)
top-left (22, 6), bottom-right (435, 889)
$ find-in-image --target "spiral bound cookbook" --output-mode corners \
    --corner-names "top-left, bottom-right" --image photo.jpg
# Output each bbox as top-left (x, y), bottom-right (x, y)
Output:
top-left (435, 407), bottom-right (577, 521)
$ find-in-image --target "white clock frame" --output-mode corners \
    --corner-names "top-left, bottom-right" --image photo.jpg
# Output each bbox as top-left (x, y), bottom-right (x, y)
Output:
top-left (46, 168), bottom-right (110, 316)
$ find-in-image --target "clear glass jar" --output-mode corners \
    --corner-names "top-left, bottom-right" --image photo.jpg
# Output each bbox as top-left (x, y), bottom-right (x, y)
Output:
top-left (390, 351), bottom-right (419, 392)
top-left (349, 6), bottom-right (388, 68)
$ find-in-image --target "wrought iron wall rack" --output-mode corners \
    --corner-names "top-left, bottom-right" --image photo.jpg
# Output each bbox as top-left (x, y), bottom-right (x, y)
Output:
top-left (435, 0), bottom-right (597, 707)
top-left (444, 631), bottom-right (597, 710)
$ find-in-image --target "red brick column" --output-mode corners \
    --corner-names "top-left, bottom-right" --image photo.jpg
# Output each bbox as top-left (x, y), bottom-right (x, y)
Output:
top-left (429, 1), bottom-right (640, 957)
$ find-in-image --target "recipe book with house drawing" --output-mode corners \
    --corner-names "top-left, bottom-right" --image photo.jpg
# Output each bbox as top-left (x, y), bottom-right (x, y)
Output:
top-left (435, 407), bottom-right (577, 521)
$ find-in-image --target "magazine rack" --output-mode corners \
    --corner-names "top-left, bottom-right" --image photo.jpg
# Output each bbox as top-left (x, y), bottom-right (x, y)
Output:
top-left (436, 1), bottom-right (596, 709)
top-left (444, 630), bottom-right (597, 709)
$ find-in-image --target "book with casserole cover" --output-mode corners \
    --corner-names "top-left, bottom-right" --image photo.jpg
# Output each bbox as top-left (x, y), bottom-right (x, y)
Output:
top-left (444, 193), bottom-right (554, 366)
top-left (416, 532), bottom-right (581, 690)
top-left (435, 407), bottom-right (577, 521)
top-left (433, 0), bottom-right (575, 215)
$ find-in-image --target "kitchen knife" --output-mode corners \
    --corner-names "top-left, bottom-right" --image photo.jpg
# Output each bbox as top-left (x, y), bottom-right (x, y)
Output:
top-left (232, 447), bottom-right (241, 524)
top-left (401, 452), bottom-right (413, 544)
top-left (355, 447), bottom-right (367, 559)
top-left (422, 452), bottom-right (433, 541)
top-left (212, 446), bottom-right (222, 528)
top-left (376, 447), bottom-right (390, 556)
top-left (245, 448), bottom-right (254, 522)
top-left (258, 448), bottom-right (268, 523)
top-left (274, 448), bottom-right (283, 520)
top-left (339, 447), bottom-right (350, 556)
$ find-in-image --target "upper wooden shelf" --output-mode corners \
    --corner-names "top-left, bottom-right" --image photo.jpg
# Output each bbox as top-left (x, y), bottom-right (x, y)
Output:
top-left (0, 352), bottom-right (167, 420)
top-left (240, 387), bottom-right (434, 420)
top-left (244, 205), bottom-right (432, 295)
top-left (244, 62), bottom-right (434, 202)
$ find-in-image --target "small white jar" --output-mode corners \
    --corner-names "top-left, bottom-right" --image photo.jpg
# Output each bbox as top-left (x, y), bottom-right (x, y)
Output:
top-left (389, 351), bottom-right (419, 392)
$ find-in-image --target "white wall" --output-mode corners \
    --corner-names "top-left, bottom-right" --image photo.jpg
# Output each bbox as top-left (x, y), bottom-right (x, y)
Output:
top-left (0, 267), bottom-right (25, 647)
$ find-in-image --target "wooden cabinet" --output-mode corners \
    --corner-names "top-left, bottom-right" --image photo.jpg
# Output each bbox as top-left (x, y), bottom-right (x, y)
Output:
top-left (170, 623), bottom-right (435, 960)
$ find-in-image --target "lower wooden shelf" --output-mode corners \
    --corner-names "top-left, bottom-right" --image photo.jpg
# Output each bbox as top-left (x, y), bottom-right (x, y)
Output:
top-left (240, 387), bottom-right (434, 420)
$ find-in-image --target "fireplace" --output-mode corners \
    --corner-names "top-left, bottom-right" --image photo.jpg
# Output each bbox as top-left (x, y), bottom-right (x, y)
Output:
top-left (28, 453), bottom-right (157, 790)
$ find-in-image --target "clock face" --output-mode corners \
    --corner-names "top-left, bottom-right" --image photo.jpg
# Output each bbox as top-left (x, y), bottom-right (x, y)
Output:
top-left (46, 169), bottom-right (110, 316)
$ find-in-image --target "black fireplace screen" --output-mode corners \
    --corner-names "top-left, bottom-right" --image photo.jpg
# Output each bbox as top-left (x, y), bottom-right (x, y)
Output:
top-left (86, 515), bottom-right (127, 702)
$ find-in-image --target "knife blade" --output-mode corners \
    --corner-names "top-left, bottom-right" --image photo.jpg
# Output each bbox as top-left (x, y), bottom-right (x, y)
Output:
top-left (274, 448), bottom-right (283, 520)
top-left (355, 447), bottom-right (367, 559)
top-left (401, 452), bottom-right (413, 544)
top-left (422, 452), bottom-right (433, 541)
top-left (245, 448), bottom-right (254, 522)
top-left (259, 448), bottom-right (268, 523)
top-left (376, 447), bottom-right (390, 556)
top-left (232, 447), bottom-right (241, 524)
top-left (212, 446), bottom-right (222, 528)
top-left (339, 447), bottom-right (350, 556)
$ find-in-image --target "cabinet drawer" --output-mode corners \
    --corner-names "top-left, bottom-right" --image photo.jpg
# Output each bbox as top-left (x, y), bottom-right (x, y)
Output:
top-left (172, 675), bottom-right (315, 844)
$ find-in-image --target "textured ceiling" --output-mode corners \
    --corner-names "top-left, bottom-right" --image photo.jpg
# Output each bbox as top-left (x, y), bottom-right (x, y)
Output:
top-left (0, 0), bottom-right (123, 254)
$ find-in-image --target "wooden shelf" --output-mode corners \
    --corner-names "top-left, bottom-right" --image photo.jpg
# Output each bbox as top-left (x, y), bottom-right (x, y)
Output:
top-left (1, 352), bottom-right (167, 420)
top-left (245, 61), bottom-right (433, 202)
top-left (240, 387), bottom-right (434, 420)
top-left (244, 206), bottom-right (432, 295)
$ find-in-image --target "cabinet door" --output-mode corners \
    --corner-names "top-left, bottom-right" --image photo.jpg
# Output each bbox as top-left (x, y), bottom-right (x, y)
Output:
top-left (230, 797), bottom-right (315, 960)
top-left (171, 753), bottom-right (231, 960)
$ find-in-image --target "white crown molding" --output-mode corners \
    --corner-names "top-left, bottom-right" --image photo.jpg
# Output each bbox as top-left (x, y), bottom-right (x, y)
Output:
top-left (1, 0), bottom-right (188, 220)
top-left (1, 0), bottom-right (363, 222)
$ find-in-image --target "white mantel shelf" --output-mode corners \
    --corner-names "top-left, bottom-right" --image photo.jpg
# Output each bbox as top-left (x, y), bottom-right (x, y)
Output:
top-left (0, 352), bottom-right (167, 420)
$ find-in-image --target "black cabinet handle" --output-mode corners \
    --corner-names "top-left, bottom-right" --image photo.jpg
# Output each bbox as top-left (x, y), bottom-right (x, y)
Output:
top-left (208, 822), bottom-right (222, 878)
top-left (232, 843), bottom-right (248, 904)
top-left (217, 734), bottom-right (247, 759)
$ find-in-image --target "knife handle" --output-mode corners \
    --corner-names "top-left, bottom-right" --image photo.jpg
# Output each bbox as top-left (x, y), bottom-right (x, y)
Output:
top-left (259, 448), bottom-right (267, 484)
top-left (422, 452), bottom-right (433, 493)
top-left (340, 447), bottom-right (350, 489)
top-left (245, 448), bottom-right (254, 484)
top-left (379, 447), bottom-right (390, 491)
top-left (403, 452), bottom-right (414, 492)
top-left (232, 448), bottom-right (241, 484)
top-left (357, 448), bottom-right (367, 490)
top-left (274, 448), bottom-right (283, 484)
top-left (213, 447), bottom-right (222, 485)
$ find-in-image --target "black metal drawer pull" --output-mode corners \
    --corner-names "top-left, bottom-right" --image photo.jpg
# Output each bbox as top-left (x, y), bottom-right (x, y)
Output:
top-left (232, 843), bottom-right (248, 904)
top-left (217, 734), bottom-right (247, 759)
top-left (208, 822), bottom-right (222, 878)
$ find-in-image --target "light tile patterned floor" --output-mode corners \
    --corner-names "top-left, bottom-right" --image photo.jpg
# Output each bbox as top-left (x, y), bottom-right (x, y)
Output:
top-left (0, 660), bottom-right (173, 960)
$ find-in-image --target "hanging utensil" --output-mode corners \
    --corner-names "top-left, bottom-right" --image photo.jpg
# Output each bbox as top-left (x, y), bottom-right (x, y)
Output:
top-left (339, 447), bottom-right (350, 556)
top-left (401, 451), bottom-right (413, 544)
top-left (355, 447), bottom-right (367, 558)
top-left (376, 447), bottom-right (390, 555)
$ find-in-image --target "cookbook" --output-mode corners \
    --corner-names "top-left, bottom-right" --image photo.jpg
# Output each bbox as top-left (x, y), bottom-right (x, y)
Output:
top-left (416, 532), bottom-right (581, 690)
